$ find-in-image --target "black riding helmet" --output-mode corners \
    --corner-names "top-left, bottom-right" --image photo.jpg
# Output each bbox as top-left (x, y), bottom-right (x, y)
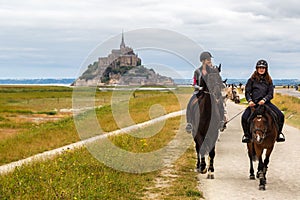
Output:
top-left (256, 59), bottom-right (268, 73)
top-left (256, 59), bottom-right (268, 68)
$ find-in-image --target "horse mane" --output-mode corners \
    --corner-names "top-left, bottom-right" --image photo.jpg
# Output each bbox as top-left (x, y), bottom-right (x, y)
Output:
top-left (249, 104), bottom-right (279, 132)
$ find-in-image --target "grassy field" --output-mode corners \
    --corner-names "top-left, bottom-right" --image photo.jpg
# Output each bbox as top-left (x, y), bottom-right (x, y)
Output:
top-left (0, 85), bottom-right (201, 199)
top-left (0, 86), bottom-right (192, 165)
top-left (273, 93), bottom-right (300, 129)
top-left (0, 143), bottom-right (201, 199)
top-left (0, 85), bottom-right (298, 199)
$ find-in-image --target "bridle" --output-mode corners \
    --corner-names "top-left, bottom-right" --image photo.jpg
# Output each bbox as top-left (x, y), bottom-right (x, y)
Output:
top-left (251, 114), bottom-right (268, 144)
top-left (194, 84), bottom-right (222, 102)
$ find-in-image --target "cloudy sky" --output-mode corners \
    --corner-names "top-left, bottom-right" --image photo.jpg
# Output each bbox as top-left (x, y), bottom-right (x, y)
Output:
top-left (1, 0), bottom-right (300, 79)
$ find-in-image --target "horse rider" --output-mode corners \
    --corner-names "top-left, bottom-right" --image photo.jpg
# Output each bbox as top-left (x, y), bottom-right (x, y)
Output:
top-left (186, 51), bottom-right (227, 133)
top-left (241, 59), bottom-right (285, 143)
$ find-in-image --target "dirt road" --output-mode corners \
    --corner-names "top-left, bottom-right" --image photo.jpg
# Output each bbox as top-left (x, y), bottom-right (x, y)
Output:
top-left (198, 101), bottom-right (300, 200)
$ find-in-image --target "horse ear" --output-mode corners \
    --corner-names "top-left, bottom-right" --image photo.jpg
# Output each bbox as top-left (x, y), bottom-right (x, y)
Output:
top-left (218, 63), bottom-right (221, 72)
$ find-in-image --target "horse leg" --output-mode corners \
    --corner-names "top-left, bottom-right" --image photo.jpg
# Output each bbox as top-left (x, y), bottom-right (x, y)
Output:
top-left (249, 157), bottom-right (255, 180)
top-left (256, 149), bottom-right (266, 190)
top-left (247, 143), bottom-right (255, 179)
top-left (263, 146), bottom-right (274, 184)
top-left (195, 137), bottom-right (207, 173)
top-left (199, 156), bottom-right (207, 174)
top-left (195, 142), bottom-right (201, 170)
top-left (207, 146), bottom-right (215, 179)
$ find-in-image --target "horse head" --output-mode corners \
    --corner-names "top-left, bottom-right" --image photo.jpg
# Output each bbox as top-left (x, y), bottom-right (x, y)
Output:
top-left (250, 105), bottom-right (268, 144)
top-left (206, 72), bottom-right (224, 102)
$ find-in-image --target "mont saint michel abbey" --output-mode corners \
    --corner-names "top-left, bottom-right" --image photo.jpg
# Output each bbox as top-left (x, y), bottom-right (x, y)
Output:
top-left (73, 32), bottom-right (174, 86)
top-left (98, 33), bottom-right (141, 68)
top-left (73, 32), bottom-right (142, 86)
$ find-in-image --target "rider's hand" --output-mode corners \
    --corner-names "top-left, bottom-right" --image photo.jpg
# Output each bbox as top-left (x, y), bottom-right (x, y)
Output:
top-left (248, 101), bottom-right (256, 107)
top-left (258, 100), bottom-right (265, 105)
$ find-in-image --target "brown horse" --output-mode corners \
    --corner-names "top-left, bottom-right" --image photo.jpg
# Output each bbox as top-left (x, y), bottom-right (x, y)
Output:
top-left (247, 104), bottom-right (278, 190)
top-left (187, 68), bottom-right (224, 179)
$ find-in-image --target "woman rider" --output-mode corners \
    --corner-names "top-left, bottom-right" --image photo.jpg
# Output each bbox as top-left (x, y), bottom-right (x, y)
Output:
top-left (241, 59), bottom-right (285, 143)
top-left (186, 51), bottom-right (227, 133)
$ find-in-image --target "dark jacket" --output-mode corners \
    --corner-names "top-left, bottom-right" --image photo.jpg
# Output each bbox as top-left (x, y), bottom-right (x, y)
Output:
top-left (245, 77), bottom-right (274, 104)
top-left (193, 65), bottom-right (219, 87)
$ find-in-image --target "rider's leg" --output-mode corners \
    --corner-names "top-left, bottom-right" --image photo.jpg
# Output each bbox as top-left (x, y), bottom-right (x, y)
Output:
top-left (218, 99), bottom-right (227, 132)
top-left (266, 103), bottom-right (285, 142)
top-left (241, 107), bottom-right (251, 143)
top-left (186, 94), bottom-right (197, 133)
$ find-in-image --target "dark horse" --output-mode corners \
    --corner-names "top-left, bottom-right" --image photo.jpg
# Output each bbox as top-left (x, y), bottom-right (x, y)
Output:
top-left (187, 68), bottom-right (224, 179)
top-left (247, 104), bottom-right (278, 190)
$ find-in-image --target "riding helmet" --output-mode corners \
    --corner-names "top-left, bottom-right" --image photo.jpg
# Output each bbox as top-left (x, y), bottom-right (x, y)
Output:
top-left (256, 59), bottom-right (268, 68)
top-left (200, 51), bottom-right (213, 61)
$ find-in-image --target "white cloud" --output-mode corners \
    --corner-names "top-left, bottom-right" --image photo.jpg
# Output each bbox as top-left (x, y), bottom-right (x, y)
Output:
top-left (0, 0), bottom-right (299, 79)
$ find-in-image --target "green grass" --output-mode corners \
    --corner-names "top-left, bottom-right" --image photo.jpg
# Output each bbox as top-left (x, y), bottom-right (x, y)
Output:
top-left (273, 93), bottom-right (300, 129)
top-left (0, 116), bottom-right (200, 199)
top-left (0, 85), bottom-right (200, 199)
top-left (0, 148), bottom-right (159, 200)
top-left (0, 86), bottom-right (187, 165)
top-left (1, 85), bottom-right (298, 199)
top-left (150, 146), bottom-right (203, 200)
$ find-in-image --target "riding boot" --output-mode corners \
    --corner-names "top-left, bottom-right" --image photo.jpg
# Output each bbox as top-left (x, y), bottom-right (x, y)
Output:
top-left (219, 120), bottom-right (227, 132)
top-left (185, 123), bottom-right (193, 134)
top-left (242, 134), bottom-right (251, 143)
top-left (242, 118), bottom-right (251, 143)
top-left (219, 105), bottom-right (227, 132)
top-left (276, 122), bottom-right (285, 142)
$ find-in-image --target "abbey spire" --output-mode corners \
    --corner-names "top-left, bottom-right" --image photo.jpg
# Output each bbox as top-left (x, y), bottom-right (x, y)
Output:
top-left (120, 30), bottom-right (126, 49)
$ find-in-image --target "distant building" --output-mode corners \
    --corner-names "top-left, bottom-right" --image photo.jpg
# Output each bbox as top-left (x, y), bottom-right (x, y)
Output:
top-left (98, 32), bottom-right (141, 69)
top-left (73, 32), bottom-right (174, 86)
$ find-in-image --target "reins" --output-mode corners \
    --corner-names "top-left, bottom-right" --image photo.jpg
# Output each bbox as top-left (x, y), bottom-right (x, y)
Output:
top-left (226, 109), bottom-right (244, 124)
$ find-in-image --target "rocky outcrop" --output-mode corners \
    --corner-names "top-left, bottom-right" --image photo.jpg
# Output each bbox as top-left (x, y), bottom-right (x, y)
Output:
top-left (118, 66), bottom-right (175, 86)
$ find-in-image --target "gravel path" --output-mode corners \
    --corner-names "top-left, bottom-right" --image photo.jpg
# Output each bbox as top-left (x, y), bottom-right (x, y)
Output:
top-left (198, 101), bottom-right (300, 200)
top-left (0, 110), bottom-right (184, 175)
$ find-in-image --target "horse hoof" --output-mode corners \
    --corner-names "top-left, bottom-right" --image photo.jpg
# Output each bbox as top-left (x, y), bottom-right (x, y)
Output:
top-left (249, 175), bottom-right (255, 180)
top-left (207, 173), bottom-right (215, 179)
top-left (198, 168), bottom-right (207, 174)
top-left (195, 168), bottom-right (201, 173)
top-left (259, 185), bottom-right (266, 190)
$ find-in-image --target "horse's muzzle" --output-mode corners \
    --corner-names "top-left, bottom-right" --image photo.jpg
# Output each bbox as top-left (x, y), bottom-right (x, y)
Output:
top-left (252, 129), bottom-right (267, 144)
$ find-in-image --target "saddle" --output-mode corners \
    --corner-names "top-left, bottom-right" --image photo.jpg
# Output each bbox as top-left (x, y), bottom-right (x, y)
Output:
top-left (248, 104), bottom-right (279, 132)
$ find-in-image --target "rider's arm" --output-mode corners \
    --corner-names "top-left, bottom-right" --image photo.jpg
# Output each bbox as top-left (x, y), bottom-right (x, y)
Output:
top-left (263, 82), bottom-right (274, 102)
top-left (193, 68), bottom-right (201, 86)
top-left (245, 78), bottom-right (253, 103)
top-left (193, 77), bottom-right (197, 86)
